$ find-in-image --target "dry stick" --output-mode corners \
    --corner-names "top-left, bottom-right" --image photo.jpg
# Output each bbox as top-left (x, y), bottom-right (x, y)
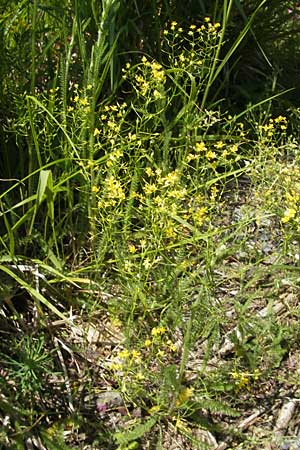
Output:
top-left (216, 409), bottom-right (263, 450)
top-left (238, 409), bottom-right (263, 430)
top-left (274, 399), bottom-right (298, 436)
top-left (53, 337), bottom-right (75, 413)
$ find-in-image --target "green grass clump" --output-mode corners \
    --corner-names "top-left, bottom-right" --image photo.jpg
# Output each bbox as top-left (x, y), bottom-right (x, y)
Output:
top-left (1, 4), bottom-right (300, 449)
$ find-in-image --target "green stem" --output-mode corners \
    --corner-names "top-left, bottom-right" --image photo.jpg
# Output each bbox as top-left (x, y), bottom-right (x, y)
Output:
top-left (201, 0), bottom-right (233, 110)
top-left (30, 0), bottom-right (38, 94)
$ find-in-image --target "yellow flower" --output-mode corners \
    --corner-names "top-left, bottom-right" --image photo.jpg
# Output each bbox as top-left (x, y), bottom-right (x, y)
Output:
top-left (165, 226), bottom-right (176, 238)
top-left (176, 387), bottom-right (194, 406)
top-left (145, 167), bottom-right (154, 176)
top-left (195, 142), bottom-right (207, 152)
top-left (210, 185), bottom-right (219, 200)
top-left (148, 405), bottom-right (160, 415)
top-left (214, 141), bottom-right (225, 149)
top-left (205, 150), bottom-right (216, 160)
top-left (117, 349), bottom-right (130, 359)
top-left (131, 350), bottom-right (141, 361)
top-left (166, 340), bottom-right (177, 352)
top-left (275, 115), bottom-right (287, 123)
top-left (179, 260), bottom-right (188, 270)
top-left (282, 208), bottom-right (296, 223)
top-left (144, 339), bottom-right (152, 348)
top-left (222, 149), bottom-right (229, 158)
top-left (260, 123), bottom-right (274, 133)
top-left (79, 97), bottom-right (89, 106)
top-left (107, 120), bottom-right (116, 129)
top-left (167, 188), bottom-right (187, 199)
top-left (94, 128), bottom-right (100, 136)
top-left (162, 170), bottom-right (179, 186)
top-left (143, 183), bottom-right (158, 195)
top-left (151, 326), bottom-right (166, 337)
top-left (92, 185), bottom-right (99, 193)
top-left (128, 244), bottom-right (136, 254)
top-left (231, 371), bottom-right (250, 390)
top-left (128, 132), bottom-right (137, 141)
top-left (174, 417), bottom-right (190, 433)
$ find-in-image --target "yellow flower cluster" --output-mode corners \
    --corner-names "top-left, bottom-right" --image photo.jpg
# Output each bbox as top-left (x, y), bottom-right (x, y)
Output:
top-left (106, 148), bottom-right (123, 168)
top-left (107, 324), bottom-right (178, 400)
top-left (187, 140), bottom-right (240, 165)
top-left (135, 73), bottom-right (150, 96)
top-left (129, 56), bottom-right (166, 97)
top-left (274, 115), bottom-right (287, 129)
top-left (97, 175), bottom-right (125, 208)
top-left (193, 206), bottom-right (208, 226)
top-left (68, 84), bottom-right (91, 114)
top-left (93, 102), bottom-right (126, 143)
top-left (165, 17), bottom-right (221, 35)
top-left (150, 61), bottom-right (166, 83)
top-left (258, 116), bottom-right (287, 138)
top-left (105, 175), bottom-right (125, 200)
top-left (275, 164), bottom-right (300, 225)
top-left (117, 348), bottom-right (141, 362)
top-left (282, 188), bottom-right (300, 224)
top-left (231, 369), bottom-right (260, 391)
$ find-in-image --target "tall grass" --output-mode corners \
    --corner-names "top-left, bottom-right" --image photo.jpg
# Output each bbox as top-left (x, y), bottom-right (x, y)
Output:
top-left (0, 1), bottom-right (300, 448)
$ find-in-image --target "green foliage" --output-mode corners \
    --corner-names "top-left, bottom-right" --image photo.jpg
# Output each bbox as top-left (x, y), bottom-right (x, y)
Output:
top-left (1, 1), bottom-right (300, 449)
top-left (1, 334), bottom-right (53, 399)
top-left (115, 417), bottom-right (157, 448)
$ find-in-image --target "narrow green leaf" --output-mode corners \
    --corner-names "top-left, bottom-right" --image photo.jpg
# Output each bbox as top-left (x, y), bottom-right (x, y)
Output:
top-left (0, 265), bottom-right (71, 323)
